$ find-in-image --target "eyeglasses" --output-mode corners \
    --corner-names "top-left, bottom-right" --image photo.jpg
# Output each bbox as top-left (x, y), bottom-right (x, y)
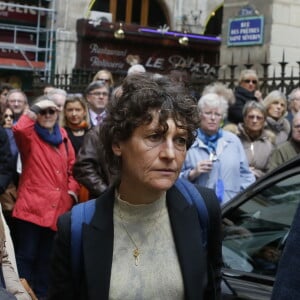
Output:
top-left (202, 111), bottom-right (222, 118)
top-left (243, 79), bottom-right (258, 84)
top-left (246, 115), bottom-right (264, 121)
top-left (8, 99), bottom-right (25, 104)
top-left (4, 114), bottom-right (13, 119)
top-left (40, 109), bottom-right (56, 116)
top-left (89, 92), bottom-right (109, 97)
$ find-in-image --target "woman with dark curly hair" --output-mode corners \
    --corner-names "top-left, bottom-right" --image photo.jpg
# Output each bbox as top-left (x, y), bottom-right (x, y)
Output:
top-left (49, 73), bottom-right (222, 300)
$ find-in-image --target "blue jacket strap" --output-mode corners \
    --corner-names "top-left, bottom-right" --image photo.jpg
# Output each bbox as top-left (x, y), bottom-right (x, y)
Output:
top-left (175, 178), bottom-right (209, 247)
top-left (71, 199), bottom-right (96, 284)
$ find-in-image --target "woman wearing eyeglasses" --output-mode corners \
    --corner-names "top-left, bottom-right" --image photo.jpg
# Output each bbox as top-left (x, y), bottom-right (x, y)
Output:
top-left (224, 101), bottom-right (275, 179)
top-left (228, 69), bottom-right (262, 125)
top-left (180, 93), bottom-right (255, 204)
top-left (1, 107), bottom-right (17, 157)
top-left (12, 97), bottom-right (80, 299)
top-left (92, 69), bottom-right (114, 89)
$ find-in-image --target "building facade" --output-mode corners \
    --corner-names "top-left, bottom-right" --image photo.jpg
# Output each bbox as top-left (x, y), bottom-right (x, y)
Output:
top-left (0, 0), bottom-right (223, 95)
top-left (4, 1), bottom-right (300, 95)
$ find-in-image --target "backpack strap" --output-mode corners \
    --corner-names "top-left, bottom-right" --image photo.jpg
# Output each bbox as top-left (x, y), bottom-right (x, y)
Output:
top-left (174, 178), bottom-right (209, 248)
top-left (71, 199), bottom-right (96, 285)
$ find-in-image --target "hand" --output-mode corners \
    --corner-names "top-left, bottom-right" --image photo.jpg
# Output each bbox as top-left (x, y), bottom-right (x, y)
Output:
top-left (189, 159), bottom-right (213, 181)
top-left (254, 90), bottom-right (263, 102)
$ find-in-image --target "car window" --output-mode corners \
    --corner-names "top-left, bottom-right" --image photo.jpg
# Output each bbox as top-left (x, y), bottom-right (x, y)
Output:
top-left (222, 173), bottom-right (300, 277)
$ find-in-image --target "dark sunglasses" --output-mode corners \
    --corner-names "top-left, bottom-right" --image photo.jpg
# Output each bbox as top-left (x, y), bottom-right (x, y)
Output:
top-left (97, 78), bottom-right (110, 83)
top-left (243, 79), bottom-right (257, 84)
top-left (40, 109), bottom-right (56, 116)
top-left (4, 114), bottom-right (14, 119)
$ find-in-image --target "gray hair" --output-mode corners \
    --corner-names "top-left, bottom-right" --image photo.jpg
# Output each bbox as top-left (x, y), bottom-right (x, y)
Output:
top-left (197, 93), bottom-right (228, 119)
top-left (238, 69), bottom-right (259, 84)
top-left (84, 80), bottom-right (109, 96)
top-left (127, 64), bottom-right (146, 75)
top-left (202, 82), bottom-right (235, 106)
top-left (6, 89), bottom-right (28, 104)
top-left (47, 88), bottom-right (67, 98)
top-left (242, 101), bottom-right (266, 118)
top-left (288, 88), bottom-right (300, 102)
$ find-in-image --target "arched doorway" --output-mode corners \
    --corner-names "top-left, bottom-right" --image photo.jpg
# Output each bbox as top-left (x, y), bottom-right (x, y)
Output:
top-left (204, 5), bottom-right (223, 36)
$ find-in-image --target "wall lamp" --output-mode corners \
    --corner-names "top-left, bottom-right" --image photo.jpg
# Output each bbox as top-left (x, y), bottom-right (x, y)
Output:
top-left (178, 31), bottom-right (189, 46)
top-left (178, 36), bottom-right (189, 46)
top-left (114, 23), bottom-right (125, 39)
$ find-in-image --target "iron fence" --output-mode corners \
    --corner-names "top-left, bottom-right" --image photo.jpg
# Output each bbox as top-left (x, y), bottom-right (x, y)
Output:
top-left (32, 54), bottom-right (300, 97)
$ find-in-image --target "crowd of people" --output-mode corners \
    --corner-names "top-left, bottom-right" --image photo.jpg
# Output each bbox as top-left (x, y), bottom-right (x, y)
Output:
top-left (0, 66), bottom-right (299, 299)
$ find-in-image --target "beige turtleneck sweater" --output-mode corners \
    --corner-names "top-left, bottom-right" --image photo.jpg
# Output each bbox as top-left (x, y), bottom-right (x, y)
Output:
top-left (109, 194), bottom-right (184, 300)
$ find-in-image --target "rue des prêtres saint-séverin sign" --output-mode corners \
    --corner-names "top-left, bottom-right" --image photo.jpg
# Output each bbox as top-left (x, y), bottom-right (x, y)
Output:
top-left (227, 5), bottom-right (264, 46)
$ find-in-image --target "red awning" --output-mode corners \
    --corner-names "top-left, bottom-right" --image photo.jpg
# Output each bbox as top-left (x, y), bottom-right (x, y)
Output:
top-left (0, 58), bottom-right (45, 70)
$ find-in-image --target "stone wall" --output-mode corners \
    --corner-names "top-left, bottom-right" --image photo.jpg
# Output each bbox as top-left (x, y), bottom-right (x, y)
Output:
top-left (220, 0), bottom-right (300, 77)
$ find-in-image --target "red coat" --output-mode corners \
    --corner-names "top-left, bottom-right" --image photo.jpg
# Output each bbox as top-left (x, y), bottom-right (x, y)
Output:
top-left (13, 114), bottom-right (80, 231)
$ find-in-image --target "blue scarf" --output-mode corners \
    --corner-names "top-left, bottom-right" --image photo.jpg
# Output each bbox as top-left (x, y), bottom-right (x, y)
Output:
top-left (197, 128), bottom-right (224, 203)
top-left (34, 122), bottom-right (63, 146)
top-left (197, 128), bottom-right (223, 153)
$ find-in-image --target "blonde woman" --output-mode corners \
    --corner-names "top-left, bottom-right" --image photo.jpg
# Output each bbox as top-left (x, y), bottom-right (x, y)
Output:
top-left (92, 69), bottom-right (114, 89)
top-left (61, 95), bottom-right (91, 155)
top-left (263, 90), bottom-right (290, 145)
top-left (228, 69), bottom-right (262, 124)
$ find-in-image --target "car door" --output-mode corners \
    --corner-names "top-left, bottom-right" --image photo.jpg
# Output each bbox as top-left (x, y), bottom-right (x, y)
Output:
top-left (221, 166), bottom-right (300, 300)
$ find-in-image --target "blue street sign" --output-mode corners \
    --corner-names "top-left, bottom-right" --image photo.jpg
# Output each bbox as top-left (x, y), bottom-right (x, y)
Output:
top-left (227, 16), bottom-right (264, 46)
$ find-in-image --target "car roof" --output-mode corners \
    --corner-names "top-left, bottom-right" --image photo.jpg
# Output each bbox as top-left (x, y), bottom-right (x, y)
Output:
top-left (222, 155), bottom-right (300, 211)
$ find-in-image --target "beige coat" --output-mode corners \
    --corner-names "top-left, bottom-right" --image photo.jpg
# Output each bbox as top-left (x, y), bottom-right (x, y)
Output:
top-left (0, 206), bottom-right (31, 300)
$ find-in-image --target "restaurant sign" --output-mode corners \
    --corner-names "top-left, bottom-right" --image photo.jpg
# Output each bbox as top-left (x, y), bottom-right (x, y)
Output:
top-left (76, 40), bottom-right (218, 76)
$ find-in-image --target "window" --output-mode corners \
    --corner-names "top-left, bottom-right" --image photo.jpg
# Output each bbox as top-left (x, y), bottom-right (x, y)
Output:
top-left (222, 174), bottom-right (300, 277)
top-left (90, 0), bottom-right (168, 27)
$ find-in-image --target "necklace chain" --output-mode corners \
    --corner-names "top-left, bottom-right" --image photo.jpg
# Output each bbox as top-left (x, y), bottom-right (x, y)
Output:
top-left (117, 192), bottom-right (163, 266)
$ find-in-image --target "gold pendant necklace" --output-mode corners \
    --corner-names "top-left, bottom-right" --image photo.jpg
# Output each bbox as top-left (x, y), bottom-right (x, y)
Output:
top-left (117, 192), bottom-right (163, 266)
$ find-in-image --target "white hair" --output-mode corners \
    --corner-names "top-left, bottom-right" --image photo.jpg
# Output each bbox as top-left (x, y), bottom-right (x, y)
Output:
top-left (197, 93), bottom-right (229, 119)
top-left (127, 64), bottom-right (146, 75)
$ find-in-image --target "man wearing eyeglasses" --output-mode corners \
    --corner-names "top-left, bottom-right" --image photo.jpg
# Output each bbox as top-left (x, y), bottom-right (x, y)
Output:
top-left (6, 89), bottom-right (28, 122)
top-left (228, 69), bottom-right (262, 125)
top-left (84, 81), bottom-right (110, 126)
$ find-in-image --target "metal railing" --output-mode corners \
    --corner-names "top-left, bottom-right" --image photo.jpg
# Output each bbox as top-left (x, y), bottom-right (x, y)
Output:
top-left (32, 53), bottom-right (300, 97)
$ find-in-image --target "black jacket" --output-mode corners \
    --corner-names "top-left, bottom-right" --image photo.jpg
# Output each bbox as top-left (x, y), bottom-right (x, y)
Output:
top-left (48, 185), bottom-right (222, 300)
top-left (228, 86), bottom-right (258, 124)
top-left (0, 127), bottom-right (13, 194)
top-left (73, 126), bottom-right (110, 198)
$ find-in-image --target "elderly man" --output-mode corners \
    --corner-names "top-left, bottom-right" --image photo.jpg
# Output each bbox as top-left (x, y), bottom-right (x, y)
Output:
top-left (267, 111), bottom-right (300, 171)
top-left (7, 89), bottom-right (28, 122)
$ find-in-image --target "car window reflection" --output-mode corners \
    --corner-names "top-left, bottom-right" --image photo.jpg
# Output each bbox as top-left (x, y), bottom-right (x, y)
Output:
top-left (222, 174), bottom-right (300, 277)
